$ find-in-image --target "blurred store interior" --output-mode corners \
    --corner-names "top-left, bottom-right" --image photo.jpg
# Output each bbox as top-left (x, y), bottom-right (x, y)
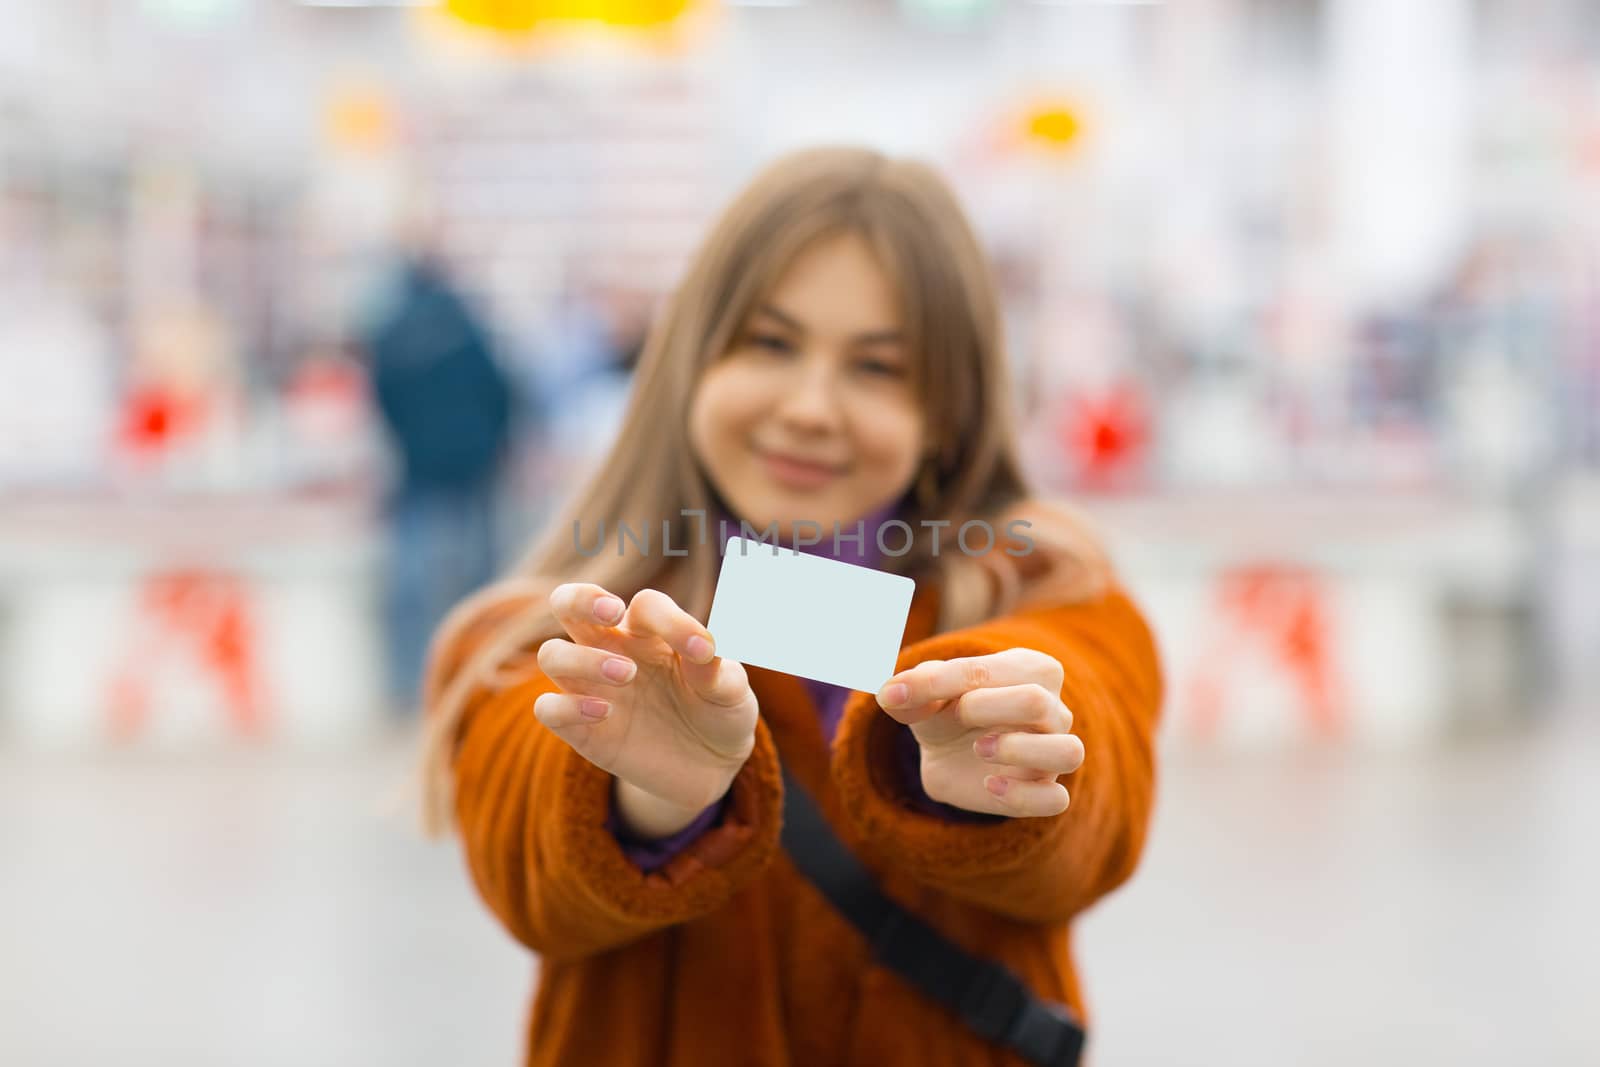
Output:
top-left (2, 1), bottom-right (1597, 1064)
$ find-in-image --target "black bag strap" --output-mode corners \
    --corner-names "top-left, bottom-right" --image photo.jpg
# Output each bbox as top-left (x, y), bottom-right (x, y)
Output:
top-left (778, 760), bottom-right (1086, 1067)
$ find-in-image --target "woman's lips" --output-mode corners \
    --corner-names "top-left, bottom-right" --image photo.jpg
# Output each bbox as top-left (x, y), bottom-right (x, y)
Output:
top-left (757, 448), bottom-right (847, 489)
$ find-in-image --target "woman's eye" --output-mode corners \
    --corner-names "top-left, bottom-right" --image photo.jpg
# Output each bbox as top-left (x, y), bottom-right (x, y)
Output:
top-left (748, 334), bottom-right (794, 354)
top-left (856, 357), bottom-right (906, 378)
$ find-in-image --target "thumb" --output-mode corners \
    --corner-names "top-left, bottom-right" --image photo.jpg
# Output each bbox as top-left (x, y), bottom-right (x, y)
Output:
top-left (904, 698), bottom-right (965, 746)
top-left (681, 652), bottom-right (752, 709)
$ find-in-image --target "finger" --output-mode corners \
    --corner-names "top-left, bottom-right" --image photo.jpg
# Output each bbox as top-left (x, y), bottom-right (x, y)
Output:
top-left (622, 587), bottom-right (727, 696)
top-left (548, 582), bottom-right (629, 648)
top-left (536, 638), bottom-right (637, 693)
top-left (983, 774), bottom-right (1070, 817)
top-left (685, 656), bottom-right (753, 708)
top-left (622, 588), bottom-right (716, 665)
top-left (954, 683), bottom-right (1072, 734)
top-left (973, 730), bottom-right (1085, 777)
top-left (878, 647), bottom-right (1063, 713)
top-left (532, 689), bottom-right (612, 731)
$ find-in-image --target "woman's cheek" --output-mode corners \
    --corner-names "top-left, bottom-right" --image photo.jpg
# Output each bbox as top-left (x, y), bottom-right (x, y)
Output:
top-left (850, 394), bottom-right (922, 479)
top-left (695, 368), bottom-right (760, 449)
top-left (718, 364), bottom-right (781, 428)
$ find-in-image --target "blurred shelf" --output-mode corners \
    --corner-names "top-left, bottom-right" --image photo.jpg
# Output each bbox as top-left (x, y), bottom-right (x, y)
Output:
top-left (0, 491), bottom-right (381, 577)
top-left (1076, 488), bottom-right (1532, 591)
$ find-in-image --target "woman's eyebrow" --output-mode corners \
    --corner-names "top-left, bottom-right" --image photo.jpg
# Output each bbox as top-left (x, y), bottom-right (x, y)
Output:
top-left (753, 304), bottom-right (803, 332)
top-left (755, 303), bottom-right (903, 345)
top-left (851, 328), bottom-right (905, 346)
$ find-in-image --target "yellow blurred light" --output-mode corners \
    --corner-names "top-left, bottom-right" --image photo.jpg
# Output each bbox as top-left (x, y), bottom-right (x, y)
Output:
top-left (1024, 103), bottom-right (1084, 150)
top-left (442, 0), bottom-right (694, 32)
top-left (324, 85), bottom-right (395, 154)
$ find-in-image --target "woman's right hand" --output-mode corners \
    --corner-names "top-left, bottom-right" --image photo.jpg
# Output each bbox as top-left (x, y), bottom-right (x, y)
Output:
top-left (533, 582), bottom-right (759, 818)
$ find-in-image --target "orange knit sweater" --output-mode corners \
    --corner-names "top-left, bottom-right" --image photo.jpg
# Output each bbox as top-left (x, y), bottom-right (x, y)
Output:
top-left (439, 573), bottom-right (1163, 1065)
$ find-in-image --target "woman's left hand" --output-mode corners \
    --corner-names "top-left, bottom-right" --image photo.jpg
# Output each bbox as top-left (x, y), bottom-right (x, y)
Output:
top-left (876, 648), bottom-right (1083, 818)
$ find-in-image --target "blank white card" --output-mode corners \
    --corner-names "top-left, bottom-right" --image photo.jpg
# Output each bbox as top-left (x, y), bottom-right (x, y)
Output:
top-left (706, 536), bottom-right (916, 693)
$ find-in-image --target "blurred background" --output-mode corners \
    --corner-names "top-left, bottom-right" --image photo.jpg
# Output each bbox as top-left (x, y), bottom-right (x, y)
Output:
top-left (1, 1), bottom-right (1596, 1064)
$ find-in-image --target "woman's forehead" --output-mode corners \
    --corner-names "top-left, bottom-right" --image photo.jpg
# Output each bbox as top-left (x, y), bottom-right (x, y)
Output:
top-left (752, 233), bottom-right (904, 331)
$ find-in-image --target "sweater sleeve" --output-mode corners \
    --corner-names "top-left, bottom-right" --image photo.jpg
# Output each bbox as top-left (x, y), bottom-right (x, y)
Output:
top-left (606, 790), bottom-right (731, 872)
top-left (829, 584), bottom-right (1164, 925)
top-left (892, 724), bottom-right (1009, 825)
top-left (437, 593), bottom-right (785, 962)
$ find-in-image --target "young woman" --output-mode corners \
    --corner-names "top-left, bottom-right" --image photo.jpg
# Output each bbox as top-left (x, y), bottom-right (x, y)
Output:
top-left (418, 146), bottom-right (1164, 1066)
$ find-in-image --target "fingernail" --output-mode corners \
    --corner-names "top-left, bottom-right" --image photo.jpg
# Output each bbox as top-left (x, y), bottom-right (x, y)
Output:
top-left (685, 635), bottom-right (713, 663)
top-left (579, 698), bottom-right (610, 721)
top-left (594, 596), bottom-right (624, 624)
top-left (975, 734), bottom-right (999, 759)
top-left (985, 775), bottom-right (1009, 797)
top-left (601, 658), bottom-right (634, 683)
top-left (878, 683), bottom-right (908, 708)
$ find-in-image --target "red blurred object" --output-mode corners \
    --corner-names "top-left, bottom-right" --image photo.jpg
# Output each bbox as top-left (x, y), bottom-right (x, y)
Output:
top-left (107, 569), bottom-right (267, 741)
top-left (1058, 382), bottom-right (1150, 490)
top-left (1186, 563), bottom-right (1347, 742)
top-left (286, 356), bottom-right (365, 405)
top-left (284, 355), bottom-right (367, 435)
top-left (117, 385), bottom-right (207, 455)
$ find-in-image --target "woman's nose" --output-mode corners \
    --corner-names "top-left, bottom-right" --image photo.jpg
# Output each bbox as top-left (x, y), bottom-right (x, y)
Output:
top-left (774, 356), bottom-right (843, 431)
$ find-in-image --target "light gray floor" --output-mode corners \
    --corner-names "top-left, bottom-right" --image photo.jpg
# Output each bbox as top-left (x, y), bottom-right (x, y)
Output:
top-left (2, 713), bottom-right (1596, 1066)
top-left (1074, 710), bottom-right (1600, 1066)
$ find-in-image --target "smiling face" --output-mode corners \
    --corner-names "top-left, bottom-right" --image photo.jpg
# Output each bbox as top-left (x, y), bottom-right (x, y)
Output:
top-left (688, 231), bottom-right (925, 539)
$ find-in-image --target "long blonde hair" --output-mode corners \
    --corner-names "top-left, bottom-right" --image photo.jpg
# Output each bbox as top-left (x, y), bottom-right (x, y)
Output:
top-left (417, 146), bottom-right (1111, 835)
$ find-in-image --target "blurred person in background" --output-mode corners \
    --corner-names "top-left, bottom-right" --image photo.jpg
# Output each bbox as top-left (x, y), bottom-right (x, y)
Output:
top-left (415, 147), bottom-right (1162, 1066)
top-left (362, 245), bottom-right (515, 718)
